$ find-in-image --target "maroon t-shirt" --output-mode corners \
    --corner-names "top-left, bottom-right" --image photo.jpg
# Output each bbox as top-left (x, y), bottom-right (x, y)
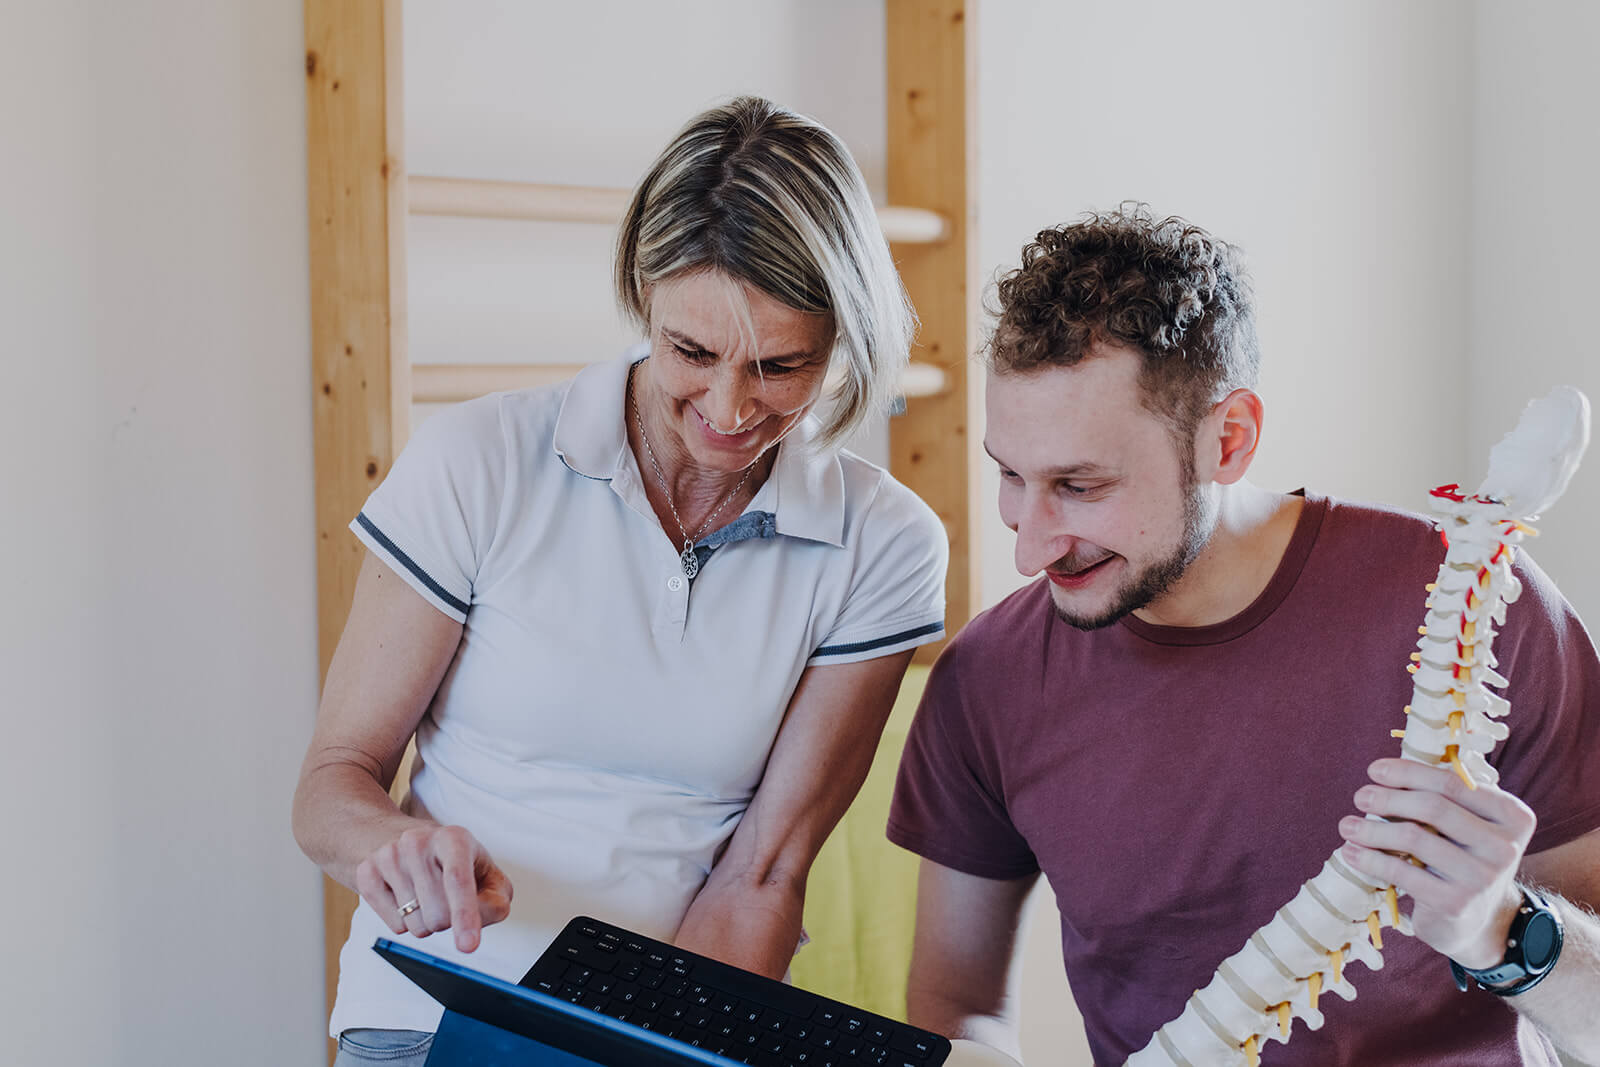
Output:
top-left (888, 493), bottom-right (1600, 1066)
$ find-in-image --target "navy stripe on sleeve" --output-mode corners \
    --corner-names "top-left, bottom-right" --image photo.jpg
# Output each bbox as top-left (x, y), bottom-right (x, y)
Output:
top-left (813, 621), bottom-right (944, 658)
top-left (355, 512), bottom-right (471, 616)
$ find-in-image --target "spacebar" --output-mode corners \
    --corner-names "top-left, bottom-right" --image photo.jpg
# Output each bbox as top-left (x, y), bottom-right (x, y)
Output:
top-left (687, 954), bottom-right (817, 1021)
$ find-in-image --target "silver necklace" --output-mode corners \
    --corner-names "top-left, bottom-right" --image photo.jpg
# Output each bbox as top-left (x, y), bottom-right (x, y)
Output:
top-left (629, 364), bottom-right (757, 579)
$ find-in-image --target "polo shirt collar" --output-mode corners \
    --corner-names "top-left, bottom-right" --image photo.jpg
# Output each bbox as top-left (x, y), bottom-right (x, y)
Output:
top-left (552, 351), bottom-right (846, 547)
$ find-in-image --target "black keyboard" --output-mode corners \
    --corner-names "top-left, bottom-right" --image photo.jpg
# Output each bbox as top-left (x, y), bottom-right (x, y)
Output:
top-left (519, 916), bottom-right (951, 1067)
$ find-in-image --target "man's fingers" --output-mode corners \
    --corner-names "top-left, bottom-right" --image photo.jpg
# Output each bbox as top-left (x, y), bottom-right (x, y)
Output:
top-left (1340, 841), bottom-right (1445, 901)
top-left (1366, 759), bottom-right (1532, 829)
top-left (1338, 814), bottom-right (1479, 883)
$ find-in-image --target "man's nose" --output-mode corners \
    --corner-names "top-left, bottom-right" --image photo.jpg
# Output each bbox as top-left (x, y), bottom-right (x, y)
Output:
top-left (1012, 494), bottom-right (1073, 577)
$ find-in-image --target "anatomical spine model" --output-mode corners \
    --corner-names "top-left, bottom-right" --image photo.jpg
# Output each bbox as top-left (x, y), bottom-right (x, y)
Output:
top-left (1125, 387), bottom-right (1591, 1067)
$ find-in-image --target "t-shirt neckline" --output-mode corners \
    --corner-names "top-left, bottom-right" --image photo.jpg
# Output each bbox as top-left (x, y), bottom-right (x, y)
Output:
top-left (1116, 490), bottom-right (1327, 647)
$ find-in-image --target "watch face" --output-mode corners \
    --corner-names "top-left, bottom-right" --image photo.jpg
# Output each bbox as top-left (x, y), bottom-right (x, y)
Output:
top-left (1524, 911), bottom-right (1561, 970)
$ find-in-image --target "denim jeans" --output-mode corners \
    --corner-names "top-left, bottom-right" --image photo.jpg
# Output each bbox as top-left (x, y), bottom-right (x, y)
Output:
top-left (333, 1029), bottom-right (433, 1066)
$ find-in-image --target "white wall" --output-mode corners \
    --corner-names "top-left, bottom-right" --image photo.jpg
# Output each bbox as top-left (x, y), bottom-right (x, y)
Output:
top-left (2, 3), bottom-right (324, 1066)
top-left (1468, 1), bottom-right (1600, 625)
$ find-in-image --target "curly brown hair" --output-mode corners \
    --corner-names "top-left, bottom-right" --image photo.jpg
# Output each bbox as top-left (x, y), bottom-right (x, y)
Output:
top-left (987, 203), bottom-right (1260, 439)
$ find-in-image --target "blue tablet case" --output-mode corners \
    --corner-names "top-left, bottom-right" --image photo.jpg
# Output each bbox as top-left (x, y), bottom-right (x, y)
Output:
top-left (374, 938), bottom-right (734, 1066)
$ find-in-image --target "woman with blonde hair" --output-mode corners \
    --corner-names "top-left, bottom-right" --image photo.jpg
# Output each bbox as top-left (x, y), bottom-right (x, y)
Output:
top-left (294, 97), bottom-right (948, 1065)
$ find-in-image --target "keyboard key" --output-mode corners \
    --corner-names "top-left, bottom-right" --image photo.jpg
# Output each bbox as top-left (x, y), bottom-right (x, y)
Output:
top-left (558, 943), bottom-right (617, 972)
top-left (816, 1007), bottom-right (840, 1028)
top-left (843, 1015), bottom-right (865, 1035)
top-left (889, 1030), bottom-right (934, 1057)
top-left (577, 922), bottom-right (600, 938)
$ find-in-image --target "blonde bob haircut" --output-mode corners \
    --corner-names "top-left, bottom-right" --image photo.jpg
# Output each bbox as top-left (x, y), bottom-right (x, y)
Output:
top-left (616, 97), bottom-right (915, 451)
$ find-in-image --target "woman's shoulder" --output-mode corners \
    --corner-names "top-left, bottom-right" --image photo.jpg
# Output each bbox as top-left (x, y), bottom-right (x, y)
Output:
top-left (836, 448), bottom-right (943, 536)
top-left (408, 380), bottom-right (574, 462)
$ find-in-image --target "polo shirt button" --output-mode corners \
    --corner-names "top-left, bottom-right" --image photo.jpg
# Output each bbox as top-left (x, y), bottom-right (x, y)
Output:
top-left (667, 575), bottom-right (684, 592)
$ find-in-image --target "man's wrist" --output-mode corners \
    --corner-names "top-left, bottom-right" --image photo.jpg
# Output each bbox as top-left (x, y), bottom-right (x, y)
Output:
top-left (1451, 886), bottom-right (1527, 969)
top-left (1449, 886), bottom-right (1565, 996)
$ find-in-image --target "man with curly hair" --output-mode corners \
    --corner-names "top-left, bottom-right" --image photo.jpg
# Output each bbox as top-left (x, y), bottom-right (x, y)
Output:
top-left (887, 206), bottom-right (1600, 1065)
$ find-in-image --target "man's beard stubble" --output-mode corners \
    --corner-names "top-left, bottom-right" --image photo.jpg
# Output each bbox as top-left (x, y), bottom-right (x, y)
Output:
top-left (1052, 467), bottom-right (1217, 631)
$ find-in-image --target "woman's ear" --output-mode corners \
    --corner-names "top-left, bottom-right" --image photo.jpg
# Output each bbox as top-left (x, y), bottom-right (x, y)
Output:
top-left (1199, 388), bottom-right (1264, 485)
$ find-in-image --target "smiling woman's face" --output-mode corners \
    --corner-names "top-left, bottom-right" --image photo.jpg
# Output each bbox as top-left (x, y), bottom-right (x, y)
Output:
top-left (639, 271), bottom-right (834, 475)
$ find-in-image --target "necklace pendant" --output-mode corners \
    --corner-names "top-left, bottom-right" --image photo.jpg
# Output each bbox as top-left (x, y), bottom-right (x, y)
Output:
top-left (679, 541), bottom-right (700, 580)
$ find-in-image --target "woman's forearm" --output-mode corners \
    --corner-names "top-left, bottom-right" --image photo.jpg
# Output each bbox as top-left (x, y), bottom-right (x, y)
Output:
top-left (292, 757), bottom-right (430, 891)
top-left (674, 868), bottom-right (807, 980)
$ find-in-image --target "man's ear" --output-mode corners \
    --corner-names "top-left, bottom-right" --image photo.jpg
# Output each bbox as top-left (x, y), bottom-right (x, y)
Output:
top-left (1197, 388), bottom-right (1264, 485)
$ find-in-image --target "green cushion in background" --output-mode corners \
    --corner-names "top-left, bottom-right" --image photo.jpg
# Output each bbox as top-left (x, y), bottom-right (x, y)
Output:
top-left (789, 664), bottom-right (929, 1020)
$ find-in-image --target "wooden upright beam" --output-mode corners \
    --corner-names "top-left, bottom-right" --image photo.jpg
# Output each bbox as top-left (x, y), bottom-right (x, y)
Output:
top-left (304, 0), bottom-right (408, 1045)
top-left (887, 0), bottom-right (981, 654)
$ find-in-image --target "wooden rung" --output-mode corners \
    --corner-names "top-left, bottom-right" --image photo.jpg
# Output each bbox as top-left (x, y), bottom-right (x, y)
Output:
top-left (407, 175), bottom-right (950, 244)
top-left (897, 361), bottom-right (949, 399)
top-left (411, 360), bottom-right (950, 405)
top-left (411, 363), bottom-right (585, 404)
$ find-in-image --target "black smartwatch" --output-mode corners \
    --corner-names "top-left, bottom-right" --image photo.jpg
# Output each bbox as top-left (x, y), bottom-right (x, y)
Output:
top-left (1449, 886), bottom-right (1565, 996)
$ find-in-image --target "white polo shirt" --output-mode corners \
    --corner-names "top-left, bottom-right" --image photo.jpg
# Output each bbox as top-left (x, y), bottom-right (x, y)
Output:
top-left (329, 352), bottom-right (948, 1035)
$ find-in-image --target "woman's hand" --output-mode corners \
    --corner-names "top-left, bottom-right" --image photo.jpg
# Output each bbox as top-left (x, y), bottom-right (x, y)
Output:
top-left (355, 823), bottom-right (514, 953)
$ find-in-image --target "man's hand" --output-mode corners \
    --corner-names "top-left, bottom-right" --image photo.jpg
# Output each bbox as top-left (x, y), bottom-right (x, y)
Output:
top-left (1337, 757), bottom-right (1536, 968)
